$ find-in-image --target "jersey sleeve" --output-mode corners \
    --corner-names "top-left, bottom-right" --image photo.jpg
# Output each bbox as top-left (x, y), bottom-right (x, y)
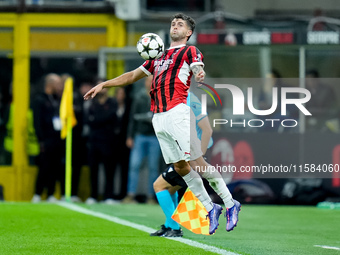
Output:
top-left (187, 46), bottom-right (204, 70)
top-left (139, 60), bottom-right (154, 76)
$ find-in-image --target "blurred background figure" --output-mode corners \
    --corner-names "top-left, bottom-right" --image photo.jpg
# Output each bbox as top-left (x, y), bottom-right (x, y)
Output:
top-left (86, 79), bottom-right (117, 204)
top-left (111, 87), bottom-right (131, 201)
top-left (79, 80), bottom-right (94, 148)
top-left (257, 69), bottom-right (299, 133)
top-left (31, 73), bottom-right (65, 202)
top-left (123, 76), bottom-right (161, 204)
top-left (257, 69), bottom-right (283, 132)
top-left (258, 70), bottom-right (282, 112)
top-left (305, 69), bottom-right (338, 131)
top-left (0, 91), bottom-right (5, 165)
top-left (75, 80), bottom-right (94, 200)
top-left (312, 8), bottom-right (326, 31)
top-left (0, 87), bottom-right (11, 165)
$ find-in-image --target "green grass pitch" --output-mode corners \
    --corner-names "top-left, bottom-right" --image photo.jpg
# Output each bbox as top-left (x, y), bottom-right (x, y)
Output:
top-left (0, 202), bottom-right (339, 255)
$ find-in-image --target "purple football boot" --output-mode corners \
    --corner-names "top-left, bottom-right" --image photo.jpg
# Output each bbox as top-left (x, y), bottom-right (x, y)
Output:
top-left (225, 200), bottom-right (241, 232)
top-left (207, 203), bottom-right (223, 235)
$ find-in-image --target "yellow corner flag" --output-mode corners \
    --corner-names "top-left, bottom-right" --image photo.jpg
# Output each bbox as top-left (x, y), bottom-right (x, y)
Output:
top-left (59, 77), bottom-right (77, 202)
top-left (171, 188), bottom-right (210, 235)
top-left (60, 77), bottom-right (77, 139)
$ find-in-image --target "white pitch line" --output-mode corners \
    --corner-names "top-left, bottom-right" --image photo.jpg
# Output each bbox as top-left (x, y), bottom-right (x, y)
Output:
top-left (314, 245), bottom-right (340, 251)
top-left (58, 202), bottom-right (239, 255)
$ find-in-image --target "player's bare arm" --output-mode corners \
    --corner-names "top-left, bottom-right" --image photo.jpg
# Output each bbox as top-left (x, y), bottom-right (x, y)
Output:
top-left (192, 64), bottom-right (206, 83)
top-left (84, 68), bottom-right (147, 100)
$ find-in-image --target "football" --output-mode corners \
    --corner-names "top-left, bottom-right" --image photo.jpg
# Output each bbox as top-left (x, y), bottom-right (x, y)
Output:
top-left (136, 33), bottom-right (164, 60)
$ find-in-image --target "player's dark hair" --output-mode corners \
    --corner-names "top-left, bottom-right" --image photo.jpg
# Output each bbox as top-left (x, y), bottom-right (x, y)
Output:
top-left (171, 13), bottom-right (196, 41)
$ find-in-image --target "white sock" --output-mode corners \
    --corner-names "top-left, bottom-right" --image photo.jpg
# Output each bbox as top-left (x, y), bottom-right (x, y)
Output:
top-left (200, 166), bottom-right (235, 209)
top-left (182, 170), bottom-right (214, 212)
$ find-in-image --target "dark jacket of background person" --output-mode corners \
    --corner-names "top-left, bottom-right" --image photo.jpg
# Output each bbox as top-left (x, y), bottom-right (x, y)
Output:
top-left (87, 93), bottom-right (117, 200)
top-left (69, 84), bottom-right (86, 199)
top-left (33, 92), bottom-right (62, 148)
top-left (88, 97), bottom-right (117, 145)
top-left (111, 87), bottom-right (131, 200)
top-left (127, 89), bottom-right (154, 138)
top-left (32, 73), bottom-right (65, 199)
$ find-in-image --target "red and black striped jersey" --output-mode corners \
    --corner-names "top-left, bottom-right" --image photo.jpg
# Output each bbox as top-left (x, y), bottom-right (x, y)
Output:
top-left (139, 44), bottom-right (204, 113)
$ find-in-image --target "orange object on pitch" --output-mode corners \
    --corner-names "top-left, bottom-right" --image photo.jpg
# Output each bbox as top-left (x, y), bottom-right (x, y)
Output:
top-left (172, 188), bottom-right (210, 235)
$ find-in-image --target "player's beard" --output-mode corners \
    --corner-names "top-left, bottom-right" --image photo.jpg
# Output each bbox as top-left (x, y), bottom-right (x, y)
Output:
top-left (170, 31), bottom-right (186, 42)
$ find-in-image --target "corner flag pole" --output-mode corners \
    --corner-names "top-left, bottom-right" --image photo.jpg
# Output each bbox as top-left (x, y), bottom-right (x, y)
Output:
top-left (65, 115), bottom-right (73, 202)
top-left (60, 77), bottom-right (77, 203)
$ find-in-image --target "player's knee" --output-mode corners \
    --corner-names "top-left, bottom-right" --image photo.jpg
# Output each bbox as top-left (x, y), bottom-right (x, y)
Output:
top-left (174, 161), bottom-right (190, 176)
top-left (153, 176), bottom-right (166, 193)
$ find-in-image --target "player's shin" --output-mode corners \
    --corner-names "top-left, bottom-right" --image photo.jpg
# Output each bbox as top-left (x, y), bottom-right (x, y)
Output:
top-left (200, 166), bottom-right (235, 209)
top-left (156, 190), bottom-right (180, 230)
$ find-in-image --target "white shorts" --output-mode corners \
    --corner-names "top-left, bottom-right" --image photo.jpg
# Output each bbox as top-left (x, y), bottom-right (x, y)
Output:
top-left (152, 103), bottom-right (202, 164)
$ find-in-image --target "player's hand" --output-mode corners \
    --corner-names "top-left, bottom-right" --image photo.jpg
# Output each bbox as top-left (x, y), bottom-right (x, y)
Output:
top-left (83, 84), bottom-right (103, 100)
top-left (195, 70), bottom-right (205, 83)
